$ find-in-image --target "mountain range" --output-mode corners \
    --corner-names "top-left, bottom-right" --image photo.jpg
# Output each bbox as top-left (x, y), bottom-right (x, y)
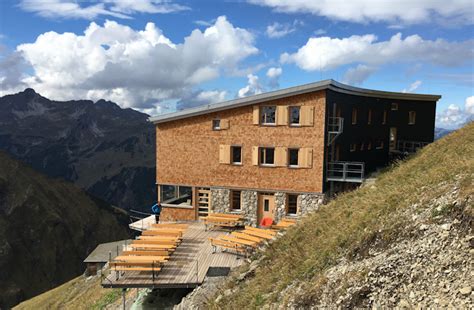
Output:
top-left (0, 89), bottom-right (156, 211)
top-left (0, 151), bottom-right (131, 308)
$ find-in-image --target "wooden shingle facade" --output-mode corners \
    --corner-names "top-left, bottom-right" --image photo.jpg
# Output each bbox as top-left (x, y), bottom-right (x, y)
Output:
top-left (150, 80), bottom-right (440, 224)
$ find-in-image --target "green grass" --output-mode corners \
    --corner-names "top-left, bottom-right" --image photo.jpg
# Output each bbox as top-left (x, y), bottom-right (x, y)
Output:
top-left (92, 289), bottom-right (123, 310)
top-left (214, 122), bottom-right (474, 309)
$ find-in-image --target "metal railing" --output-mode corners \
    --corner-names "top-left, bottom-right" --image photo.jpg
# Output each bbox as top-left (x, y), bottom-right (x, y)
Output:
top-left (393, 140), bottom-right (429, 154)
top-left (327, 117), bottom-right (344, 145)
top-left (327, 161), bottom-right (365, 183)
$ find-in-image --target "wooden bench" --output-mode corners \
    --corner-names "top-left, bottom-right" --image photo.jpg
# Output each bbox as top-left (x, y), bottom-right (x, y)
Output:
top-left (245, 226), bottom-right (278, 236)
top-left (142, 230), bottom-right (183, 237)
top-left (209, 213), bottom-right (243, 219)
top-left (209, 238), bottom-right (247, 255)
top-left (138, 235), bottom-right (181, 241)
top-left (114, 255), bottom-right (169, 262)
top-left (232, 232), bottom-right (265, 243)
top-left (219, 235), bottom-right (258, 248)
top-left (203, 213), bottom-right (244, 230)
top-left (130, 244), bottom-right (176, 251)
top-left (132, 239), bottom-right (178, 246)
top-left (122, 250), bottom-right (169, 256)
top-left (151, 223), bottom-right (189, 229)
top-left (272, 218), bottom-right (297, 230)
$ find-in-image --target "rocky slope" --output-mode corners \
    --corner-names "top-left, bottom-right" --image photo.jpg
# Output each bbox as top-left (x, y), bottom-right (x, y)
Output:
top-left (0, 151), bottom-right (131, 309)
top-left (0, 89), bottom-right (156, 211)
top-left (207, 123), bottom-right (473, 309)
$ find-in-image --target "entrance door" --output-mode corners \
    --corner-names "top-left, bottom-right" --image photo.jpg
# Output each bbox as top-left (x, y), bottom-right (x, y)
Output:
top-left (390, 127), bottom-right (397, 151)
top-left (258, 194), bottom-right (275, 224)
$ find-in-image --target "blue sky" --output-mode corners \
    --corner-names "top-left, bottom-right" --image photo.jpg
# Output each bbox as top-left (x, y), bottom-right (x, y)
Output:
top-left (0, 0), bottom-right (473, 129)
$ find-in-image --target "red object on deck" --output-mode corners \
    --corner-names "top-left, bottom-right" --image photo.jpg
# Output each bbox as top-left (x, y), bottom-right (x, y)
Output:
top-left (260, 217), bottom-right (273, 227)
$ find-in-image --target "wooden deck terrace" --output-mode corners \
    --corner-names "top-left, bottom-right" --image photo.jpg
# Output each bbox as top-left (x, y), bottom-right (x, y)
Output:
top-left (102, 222), bottom-right (244, 289)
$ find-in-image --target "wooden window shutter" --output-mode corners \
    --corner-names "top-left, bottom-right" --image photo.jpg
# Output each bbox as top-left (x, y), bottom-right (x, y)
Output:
top-left (276, 106), bottom-right (289, 126)
top-left (275, 147), bottom-right (288, 166)
top-left (252, 106), bottom-right (259, 125)
top-left (219, 145), bottom-right (231, 164)
top-left (299, 148), bottom-right (313, 168)
top-left (220, 119), bottom-right (230, 129)
top-left (300, 106), bottom-right (314, 126)
top-left (252, 146), bottom-right (259, 165)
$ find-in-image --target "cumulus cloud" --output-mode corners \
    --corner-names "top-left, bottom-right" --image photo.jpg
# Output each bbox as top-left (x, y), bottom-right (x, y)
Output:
top-left (436, 96), bottom-right (474, 129)
top-left (176, 89), bottom-right (227, 110)
top-left (14, 16), bottom-right (257, 110)
top-left (266, 67), bottom-right (282, 88)
top-left (0, 50), bottom-right (28, 95)
top-left (342, 64), bottom-right (376, 85)
top-left (402, 80), bottom-right (422, 93)
top-left (238, 74), bottom-right (264, 98)
top-left (19, 0), bottom-right (188, 20)
top-left (265, 20), bottom-right (302, 38)
top-left (248, 0), bottom-right (474, 26)
top-left (280, 33), bottom-right (473, 73)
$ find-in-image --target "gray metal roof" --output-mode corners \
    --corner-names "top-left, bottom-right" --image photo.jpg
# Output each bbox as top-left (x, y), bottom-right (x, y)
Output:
top-left (149, 79), bottom-right (441, 124)
top-left (83, 239), bottom-right (133, 263)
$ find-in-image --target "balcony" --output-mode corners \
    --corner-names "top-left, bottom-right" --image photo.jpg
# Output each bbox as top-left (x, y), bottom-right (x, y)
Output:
top-left (327, 117), bottom-right (343, 145)
top-left (391, 140), bottom-right (429, 154)
top-left (327, 161), bottom-right (365, 183)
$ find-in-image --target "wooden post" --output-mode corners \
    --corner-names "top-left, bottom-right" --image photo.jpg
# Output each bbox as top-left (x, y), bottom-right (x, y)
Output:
top-left (152, 262), bottom-right (155, 283)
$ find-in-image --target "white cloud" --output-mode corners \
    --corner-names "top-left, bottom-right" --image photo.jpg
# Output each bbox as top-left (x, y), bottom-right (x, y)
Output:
top-left (402, 80), bottom-right (422, 93)
top-left (15, 16), bottom-right (257, 110)
top-left (266, 21), bottom-right (296, 38)
top-left (19, 0), bottom-right (188, 20)
top-left (238, 74), bottom-right (264, 98)
top-left (314, 29), bottom-right (326, 35)
top-left (248, 0), bottom-right (474, 26)
top-left (176, 89), bottom-right (227, 110)
top-left (280, 33), bottom-right (473, 72)
top-left (465, 96), bottom-right (474, 115)
top-left (266, 67), bottom-right (282, 88)
top-left (436, 96), bottom-right (474, 129)
top-left (342, 64), bottom-right (376, 85)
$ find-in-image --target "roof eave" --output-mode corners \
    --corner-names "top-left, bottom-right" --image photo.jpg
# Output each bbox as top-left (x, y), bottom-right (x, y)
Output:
top-left (149, 80), bottom-right (441, 124)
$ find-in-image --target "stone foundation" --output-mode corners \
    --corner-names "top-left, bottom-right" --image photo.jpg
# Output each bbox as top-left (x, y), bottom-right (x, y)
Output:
top-left (208, 187), bottom-right (325, 226)
top-left (274, 192), bottom-right (287, 223)
top-left (210, 188), bottom-right (230, 213)
top-left (241, 190), bottom-right (258, 226)
top-left (298, 193), bottom-right (325, 216)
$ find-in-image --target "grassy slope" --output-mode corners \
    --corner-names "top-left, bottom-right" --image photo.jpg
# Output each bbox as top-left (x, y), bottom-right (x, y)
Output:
top-left (14, 276), bottom-right (123, 310)
top-left (216, 122), bottom-right (473, 308)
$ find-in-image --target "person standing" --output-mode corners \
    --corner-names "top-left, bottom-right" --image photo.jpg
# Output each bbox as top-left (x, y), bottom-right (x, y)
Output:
top-left (152, 201), bottom-right (162, 223)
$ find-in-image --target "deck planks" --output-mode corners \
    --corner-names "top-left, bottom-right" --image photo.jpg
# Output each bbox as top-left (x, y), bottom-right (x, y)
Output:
top-left (103, 222), bottom-right (243, 288)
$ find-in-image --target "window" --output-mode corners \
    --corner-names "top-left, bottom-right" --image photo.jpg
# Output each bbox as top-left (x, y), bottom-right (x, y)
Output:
top-left (376, 140), bottom-right (384, 149)
top-left (259, 147), bottom-right (275, 165)
top-left (408, 111), bottom-right (416, 125)
top-left (368, 109), bottom-right (372, 125)
top-left (360, 142), bottom-right (365, 151)
top-left (352, 108), bottom-right (358, 125)
top-left (260, 106), bottom-right (276, 124)
top-left (287, 194), bottom-right (298, 215)
top-left (288, 148), bottom-right (299, 167)
top-left (382, 110), bottom-right (387, 124)
top-left (159, 185), bottom-right (193, 206)
top-left (212, 119), bottom-right (221, 130)
top-left (231, 190), bottom-right (241, 210)
top-left (231, 146), bottom-right (242, 164)
top-left (391, 103), bottom-right (398, 110)
top-left (264, 200), bottom-right (270, 212)
top-left (367, 141), bottom-right (372, 150)
top-left (289, 106), bottom-right (300, 125)
top-left (350, 143), bottom-right (357, 152)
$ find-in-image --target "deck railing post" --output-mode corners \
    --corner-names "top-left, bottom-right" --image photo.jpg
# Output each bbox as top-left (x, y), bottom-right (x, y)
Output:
top-left (152, 262), bottom-right (155, 283)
